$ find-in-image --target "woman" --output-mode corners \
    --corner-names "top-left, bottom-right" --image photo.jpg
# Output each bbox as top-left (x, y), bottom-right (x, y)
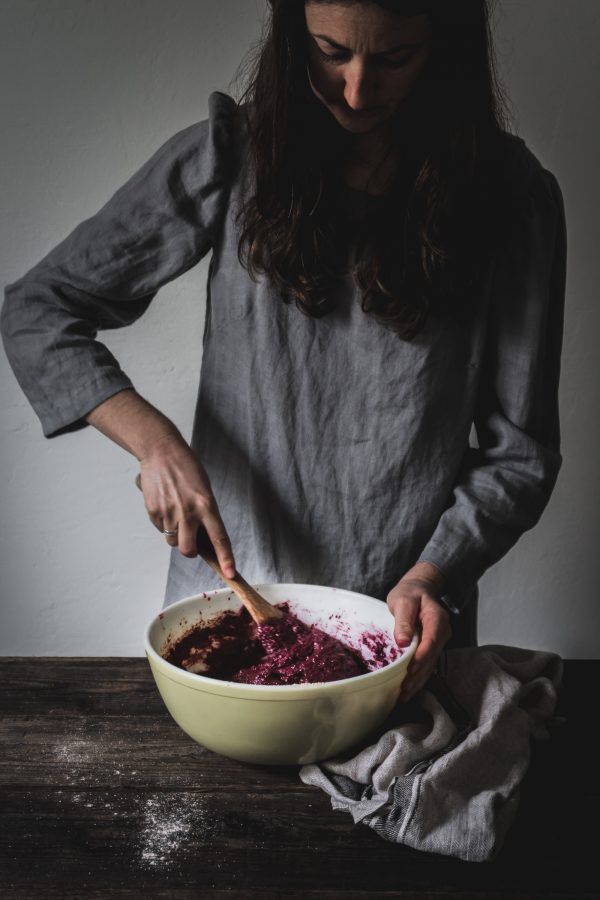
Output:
top-left (0, 0), bottom-right (566, 701)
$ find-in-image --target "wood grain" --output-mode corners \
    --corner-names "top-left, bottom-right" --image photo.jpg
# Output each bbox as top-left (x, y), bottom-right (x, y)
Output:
top-left (0, 658), bottom-right (597, 899)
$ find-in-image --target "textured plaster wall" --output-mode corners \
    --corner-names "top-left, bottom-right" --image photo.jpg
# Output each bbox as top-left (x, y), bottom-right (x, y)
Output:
top-left (1, 0), bottom-right (598, 656)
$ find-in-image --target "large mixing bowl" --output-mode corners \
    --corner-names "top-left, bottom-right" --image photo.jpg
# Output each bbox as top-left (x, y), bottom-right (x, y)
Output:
top-left (144, 583), bottom-right (417, 765)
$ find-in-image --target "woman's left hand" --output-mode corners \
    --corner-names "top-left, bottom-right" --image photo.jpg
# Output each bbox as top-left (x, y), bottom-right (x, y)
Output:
top-left (386, 561), bottom-right (452, 703)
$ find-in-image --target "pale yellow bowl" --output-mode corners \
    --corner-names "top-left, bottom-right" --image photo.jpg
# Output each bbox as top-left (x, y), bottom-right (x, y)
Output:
top-left (144, 583), bottom-right (417, 765)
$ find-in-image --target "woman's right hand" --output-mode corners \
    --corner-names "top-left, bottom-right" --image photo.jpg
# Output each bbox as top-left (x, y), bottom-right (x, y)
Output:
top-left (84, 388), bottom-right (236, 576)
top-left (138, 435), bottom-right (236, 577)
top-left (134, 436), bottom-right (235, 578)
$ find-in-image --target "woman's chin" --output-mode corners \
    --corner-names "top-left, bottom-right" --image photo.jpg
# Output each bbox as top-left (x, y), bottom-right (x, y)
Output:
top-left (330, 107), bottom-right (390, 135)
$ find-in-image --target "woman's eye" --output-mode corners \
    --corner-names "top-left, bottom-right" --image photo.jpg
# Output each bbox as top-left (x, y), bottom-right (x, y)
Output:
top-left (382, 56), bottom-right (412, 70)
top-left (315, 45), bottom-right (412, 69)
top-left (315, 46), bottom-right (347, 65)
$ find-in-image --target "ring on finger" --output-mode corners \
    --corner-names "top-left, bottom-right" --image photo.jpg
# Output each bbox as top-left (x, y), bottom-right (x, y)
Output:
top-left (161, 527), bottom-right (179, 536)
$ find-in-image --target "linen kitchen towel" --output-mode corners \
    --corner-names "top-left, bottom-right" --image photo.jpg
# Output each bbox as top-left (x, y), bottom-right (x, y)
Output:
top-left (300, 645), bottom-right (563, 862)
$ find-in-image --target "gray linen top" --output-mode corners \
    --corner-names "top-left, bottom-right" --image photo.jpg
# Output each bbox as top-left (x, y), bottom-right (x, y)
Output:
top-left (1, 91), bottom-right (567, 614)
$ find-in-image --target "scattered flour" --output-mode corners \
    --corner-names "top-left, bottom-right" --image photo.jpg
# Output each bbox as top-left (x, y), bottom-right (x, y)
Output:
top-left (53, 737), bottom-right (100, 766)
top-left (139, 793), bottom-right (210, 868)
top-left (51, 734), bottom-right (135, 786)
top-left (50, 734), bottom-right (215, 869)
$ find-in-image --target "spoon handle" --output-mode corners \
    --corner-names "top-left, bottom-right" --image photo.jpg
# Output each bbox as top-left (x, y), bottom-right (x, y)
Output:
top-left (195, 526), bottom-right (284, 625)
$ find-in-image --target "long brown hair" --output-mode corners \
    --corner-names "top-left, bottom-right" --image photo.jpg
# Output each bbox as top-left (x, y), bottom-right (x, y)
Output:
top-left (231, 0), bottom-right (512, 339)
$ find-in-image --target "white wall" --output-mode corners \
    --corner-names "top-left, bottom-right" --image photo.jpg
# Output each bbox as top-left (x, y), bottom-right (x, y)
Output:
top-left (1, 0), bottom-right (598, 657)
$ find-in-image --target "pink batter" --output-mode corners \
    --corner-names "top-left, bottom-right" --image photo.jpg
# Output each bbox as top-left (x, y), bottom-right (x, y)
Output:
top-left (238, 610), bottom-right (367, 684)
top-left (162, 602), bottom-right (396, 685)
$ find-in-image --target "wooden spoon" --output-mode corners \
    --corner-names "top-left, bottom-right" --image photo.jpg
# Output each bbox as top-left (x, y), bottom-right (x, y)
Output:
top-left (193, 522), bottom-right (285, 625)
top-left (135, 473), bottom-right (283, 626)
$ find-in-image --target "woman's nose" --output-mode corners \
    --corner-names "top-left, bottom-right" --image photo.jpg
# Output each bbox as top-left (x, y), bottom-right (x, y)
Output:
top-left (343, 62), bottom-right (378, 111)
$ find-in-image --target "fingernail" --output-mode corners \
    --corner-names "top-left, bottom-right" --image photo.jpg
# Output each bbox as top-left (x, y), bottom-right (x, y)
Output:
top-left (396, 637), bottom-right (412, 648)
top-left (224, 565), bottom-right (236, 578)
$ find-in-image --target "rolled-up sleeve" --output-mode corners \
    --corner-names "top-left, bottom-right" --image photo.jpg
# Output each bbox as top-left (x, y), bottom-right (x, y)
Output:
top-left (418, 167), bottom-right (567, 611)
top-left (1, 91), bottom-right (237, 437)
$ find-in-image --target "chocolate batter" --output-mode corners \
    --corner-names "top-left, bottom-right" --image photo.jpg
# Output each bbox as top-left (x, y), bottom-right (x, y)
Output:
top-left (162, 603), bottom-right (397, 685)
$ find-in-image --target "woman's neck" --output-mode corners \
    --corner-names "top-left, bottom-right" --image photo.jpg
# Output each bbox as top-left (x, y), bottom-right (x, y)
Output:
top-left (348, 123), bottom-right (393, 166)
top-left (342, 128), bottom-right (401, 195)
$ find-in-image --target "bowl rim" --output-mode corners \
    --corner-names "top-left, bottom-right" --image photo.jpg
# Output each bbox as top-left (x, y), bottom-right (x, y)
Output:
top-left (144, 582), bottom-right (418, 696)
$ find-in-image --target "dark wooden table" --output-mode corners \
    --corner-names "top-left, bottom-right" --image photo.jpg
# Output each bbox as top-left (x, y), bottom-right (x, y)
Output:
top-left (0, 658), bottom-right (597, 899)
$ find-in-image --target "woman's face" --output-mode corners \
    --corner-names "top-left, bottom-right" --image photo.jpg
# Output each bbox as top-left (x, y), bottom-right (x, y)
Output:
top-left (304, 1), bottom-right (433, 136)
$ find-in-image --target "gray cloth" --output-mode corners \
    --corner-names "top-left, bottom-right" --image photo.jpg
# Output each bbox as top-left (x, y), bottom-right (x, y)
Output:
top-left (300, 644), bottom-right (563, 863)
top-left (1, 91), bottom-right (567, 613)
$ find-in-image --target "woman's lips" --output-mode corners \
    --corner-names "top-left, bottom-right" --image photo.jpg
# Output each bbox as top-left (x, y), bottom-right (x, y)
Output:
top-left (342, 105), bottom-right (384, 116)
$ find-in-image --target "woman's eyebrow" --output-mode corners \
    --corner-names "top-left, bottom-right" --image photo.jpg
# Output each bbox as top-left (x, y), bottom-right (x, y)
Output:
top-left (311, 33), bottom-right (422, 55)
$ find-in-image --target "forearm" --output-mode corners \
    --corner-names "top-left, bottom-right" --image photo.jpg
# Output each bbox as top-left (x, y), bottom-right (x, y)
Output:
top-left (84, 388), bottom-right (187, 461)
top-left (418, 439), bottom-right (561, 611)
top-left (84, 387), bottom-right (236, 573)
top-left (417, 169), bottom-right (566, 611)
top-left (399, 560), bottom-right (446, 596)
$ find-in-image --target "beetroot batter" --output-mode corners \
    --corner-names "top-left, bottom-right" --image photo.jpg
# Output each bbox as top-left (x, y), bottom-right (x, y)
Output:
top-left (163, 603), bottom-right (375, 685)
